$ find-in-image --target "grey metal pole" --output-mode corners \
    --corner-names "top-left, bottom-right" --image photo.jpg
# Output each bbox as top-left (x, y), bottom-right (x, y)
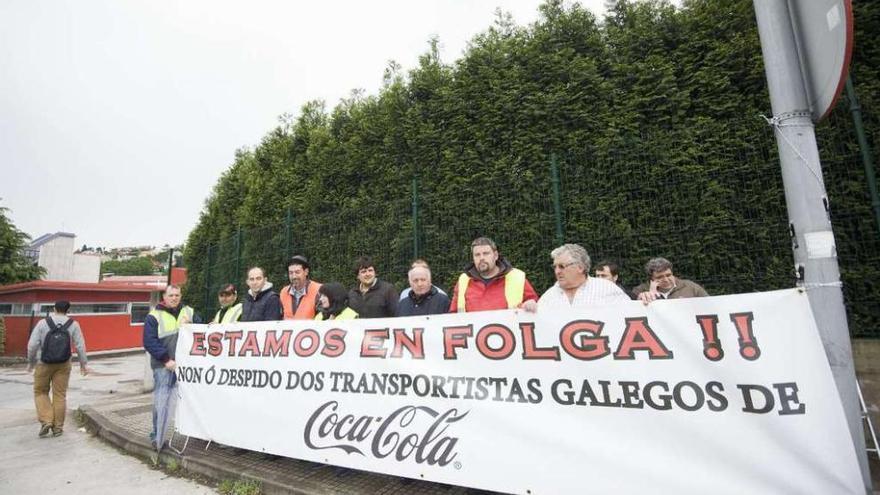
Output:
top-left (753, 1), bottom-right (871, 490)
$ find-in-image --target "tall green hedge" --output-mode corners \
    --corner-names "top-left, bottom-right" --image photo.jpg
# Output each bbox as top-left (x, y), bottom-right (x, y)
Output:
top-left (184, 0), bottom-right (880, 334)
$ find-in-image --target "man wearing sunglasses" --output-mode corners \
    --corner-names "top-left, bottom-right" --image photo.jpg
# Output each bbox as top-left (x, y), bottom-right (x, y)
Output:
top-left (538, 243), bottom-right (631, 309)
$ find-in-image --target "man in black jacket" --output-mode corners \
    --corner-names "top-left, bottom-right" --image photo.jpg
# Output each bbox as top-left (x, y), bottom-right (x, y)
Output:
top-left (398, 264), bottom-right (450, 316)
top-left (241, 266), bottom-right (282, 321)
top-left (348, 256), bottom-right (398, 318)
top-left (594, 260), bottom-right (636, 300)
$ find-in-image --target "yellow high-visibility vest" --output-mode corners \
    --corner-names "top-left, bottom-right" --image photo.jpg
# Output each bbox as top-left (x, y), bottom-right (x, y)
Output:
top-left (212, 303), bottom-right (243, 324)
top-left (314, 307), bottom-right (359, 321)
top-left (456, 268), bottom-right (526, 313)
top-left (149, 306), bottom-right (194, 337)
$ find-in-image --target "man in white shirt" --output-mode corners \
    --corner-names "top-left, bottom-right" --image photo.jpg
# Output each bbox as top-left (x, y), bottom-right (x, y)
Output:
top-left (538, 244), bottom-right (631, 309)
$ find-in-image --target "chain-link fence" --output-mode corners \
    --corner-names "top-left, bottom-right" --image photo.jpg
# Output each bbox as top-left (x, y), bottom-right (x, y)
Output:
top-left (195, 110), bottom-right (879, 337)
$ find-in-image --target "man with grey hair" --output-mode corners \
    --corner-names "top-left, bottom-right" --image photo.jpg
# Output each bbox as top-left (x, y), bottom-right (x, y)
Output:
top-left (633, 257), bottom-right (708, 304)
top-left (399, 259), bottom-right (447, 301)
top-left (398, 264), bottom-right (450, 316)
top-left (538, 243), bottom-right (630, 309)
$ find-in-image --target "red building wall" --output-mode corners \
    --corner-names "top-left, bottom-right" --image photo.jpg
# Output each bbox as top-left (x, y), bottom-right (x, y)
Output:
top-left (4, 314), bottom-right (146, 357)
top-left (0, 289), bottom-right (151, 304)
top-left (4, 316), bottom-right (36, 357)
top-left (1, 284), bottom-right (155, 357)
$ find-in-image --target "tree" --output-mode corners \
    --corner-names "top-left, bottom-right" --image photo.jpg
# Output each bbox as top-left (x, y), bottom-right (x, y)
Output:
top-left (183, 0), bottom-right (880, 334)
top-left (100, 257), bottom-right (156, 276)
top-left (0, 203), bottom-right (44, 285)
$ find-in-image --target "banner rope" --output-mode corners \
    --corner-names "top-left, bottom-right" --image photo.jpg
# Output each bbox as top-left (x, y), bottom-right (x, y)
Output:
top-left (761, 113), bottom-right (826, 188)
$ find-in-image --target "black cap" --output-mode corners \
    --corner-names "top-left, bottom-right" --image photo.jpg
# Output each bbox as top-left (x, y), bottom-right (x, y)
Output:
top-left (288, 255), bottom-right (310, 270)
top-left (217, 283), bottom-right (237, 295)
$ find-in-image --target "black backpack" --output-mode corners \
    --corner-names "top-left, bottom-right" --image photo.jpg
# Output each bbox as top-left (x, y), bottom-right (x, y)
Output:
top-left (41, 317), bottom-right (74, 364)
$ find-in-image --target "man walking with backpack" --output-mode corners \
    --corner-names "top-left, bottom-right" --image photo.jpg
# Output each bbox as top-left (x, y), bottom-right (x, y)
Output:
top-left (26, 300), bottom-right (89, 438)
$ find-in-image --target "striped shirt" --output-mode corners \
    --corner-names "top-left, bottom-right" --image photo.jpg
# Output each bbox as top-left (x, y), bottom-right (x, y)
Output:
top-left (538, 277), bottom-right (631, 309)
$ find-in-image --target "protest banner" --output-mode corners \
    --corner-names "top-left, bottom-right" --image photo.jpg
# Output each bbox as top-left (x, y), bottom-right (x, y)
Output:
top-left (175, 289), bottom-right (863, 494)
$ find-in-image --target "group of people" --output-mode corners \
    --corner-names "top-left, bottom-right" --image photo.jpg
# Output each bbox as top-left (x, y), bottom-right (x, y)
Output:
top-left (137, 237), bottom-right (707, 451)
top-left (205, 236), bottom-right (709, 324)
top-left (23, 236), bottom-right (707, 449)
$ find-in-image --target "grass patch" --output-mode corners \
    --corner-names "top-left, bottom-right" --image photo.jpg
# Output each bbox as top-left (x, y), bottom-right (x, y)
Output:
top-left (165, 457), bottom-right (180, 472)
top-left (74, 408), bottom-right (87, 428)
top-left (217, 478), bottom-right (262, 495)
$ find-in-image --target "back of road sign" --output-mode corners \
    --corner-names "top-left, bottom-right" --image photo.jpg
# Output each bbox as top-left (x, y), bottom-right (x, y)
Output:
top-left (789, 0), bottom-right (853, 122)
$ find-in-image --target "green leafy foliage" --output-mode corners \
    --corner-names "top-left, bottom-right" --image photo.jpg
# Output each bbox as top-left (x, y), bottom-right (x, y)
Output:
top-left (184, 0), bottom-right (880, 334)
top-left (100, 257), bottom-right (156, 276)
top-left (0, 203), bottom-right (44, 284)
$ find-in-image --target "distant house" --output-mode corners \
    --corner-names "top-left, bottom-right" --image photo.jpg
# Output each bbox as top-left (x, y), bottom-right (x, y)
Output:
top-left (0, 267), bottom-right (188, 357)
top-left (100, 275), bottom-right (167, 287)
top-left (0, 280), bottom-right (157, 357)
top-left (27, 232), bottom-right (101, 283)
top-left (102, 268), bottom-right (188, 288)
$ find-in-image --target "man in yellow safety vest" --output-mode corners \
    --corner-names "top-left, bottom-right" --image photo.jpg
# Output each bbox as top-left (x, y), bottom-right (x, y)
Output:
top-left (143, 284), bottom-right (199, 452)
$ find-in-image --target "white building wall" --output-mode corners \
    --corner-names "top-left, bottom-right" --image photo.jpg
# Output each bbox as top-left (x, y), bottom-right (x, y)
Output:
top-left (37, 235), bottom-right (75, 281)
top-left (35, 234), bottom-right (100, 282)
top-left (72, 254), bottom-right (100, 283)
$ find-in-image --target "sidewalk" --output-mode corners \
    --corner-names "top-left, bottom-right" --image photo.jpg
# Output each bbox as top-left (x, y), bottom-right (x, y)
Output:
top-left (0, 347), bottom-right (144, 366)
top-left (80, 387), bottom-right (880, 495)
top-left (80, 393), bottom-right (495, 495)
top-left (0, 356), bottom-right (213, 494)
top-left (38, 348), bottom-right (879, 494)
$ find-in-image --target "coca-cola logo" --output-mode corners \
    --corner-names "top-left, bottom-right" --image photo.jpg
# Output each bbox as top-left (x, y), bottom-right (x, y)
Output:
top-left (303, 401), bottom-right (468, 466)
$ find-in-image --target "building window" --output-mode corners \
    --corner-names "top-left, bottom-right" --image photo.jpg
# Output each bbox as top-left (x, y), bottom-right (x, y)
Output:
top-left (36, 303), bottom-right (129, 315)
top-left (131, 303), bottom-right (150, 324)
top-left (0, 303), bottom-right (32, 315)
top-left (71, 303), bottom-right (128, 314)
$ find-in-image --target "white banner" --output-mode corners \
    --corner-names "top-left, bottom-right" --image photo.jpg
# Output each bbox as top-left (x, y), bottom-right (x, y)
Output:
top-left (175, 289), bottom-right (863, 494)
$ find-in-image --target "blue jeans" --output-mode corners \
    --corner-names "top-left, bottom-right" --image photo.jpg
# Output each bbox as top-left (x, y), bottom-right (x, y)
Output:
top-left (150, 367), bottom-right (178, 446)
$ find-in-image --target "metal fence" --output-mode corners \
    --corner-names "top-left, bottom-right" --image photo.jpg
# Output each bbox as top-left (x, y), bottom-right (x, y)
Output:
top-left (195, 109), bottom-right (879, 337)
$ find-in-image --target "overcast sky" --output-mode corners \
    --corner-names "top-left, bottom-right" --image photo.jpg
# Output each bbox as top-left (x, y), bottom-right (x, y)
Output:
top-left (1, 0), bottom-right (610, 249)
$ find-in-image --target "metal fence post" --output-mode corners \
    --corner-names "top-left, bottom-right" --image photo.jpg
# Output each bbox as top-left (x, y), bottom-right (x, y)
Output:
top-left (235, 226), bottom-right (242, 294)
top-left (285, 206), bottom-right (293, 260)
top-left (412, 174), bottom-right (420, 259)
top-left (846, 77), bottom-right (880, 237)
top-left (165, 247), bottom-right (174, 287)
top-left (204, 244), bottom-right (212, 314)
top-left (550, 153), bottom-right (564, 246)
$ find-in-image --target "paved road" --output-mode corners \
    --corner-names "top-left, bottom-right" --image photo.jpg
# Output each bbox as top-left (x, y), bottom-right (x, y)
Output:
top-left (0, 354), bottom-right (215, 494)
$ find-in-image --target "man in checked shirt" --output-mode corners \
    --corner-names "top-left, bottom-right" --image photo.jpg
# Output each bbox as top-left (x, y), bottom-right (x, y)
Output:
top-left (537, 243), bottom-right (631, 310)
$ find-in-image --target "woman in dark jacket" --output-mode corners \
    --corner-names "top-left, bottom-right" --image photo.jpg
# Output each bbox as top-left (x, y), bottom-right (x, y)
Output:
top-left (315, 283), bottom-right (359, 321)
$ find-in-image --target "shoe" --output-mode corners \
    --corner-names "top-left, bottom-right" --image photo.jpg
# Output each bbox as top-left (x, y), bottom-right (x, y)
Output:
top-left (51, 428), bottom-right (63, 437)
top-left (38, 424), bottom-right (52, 438)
